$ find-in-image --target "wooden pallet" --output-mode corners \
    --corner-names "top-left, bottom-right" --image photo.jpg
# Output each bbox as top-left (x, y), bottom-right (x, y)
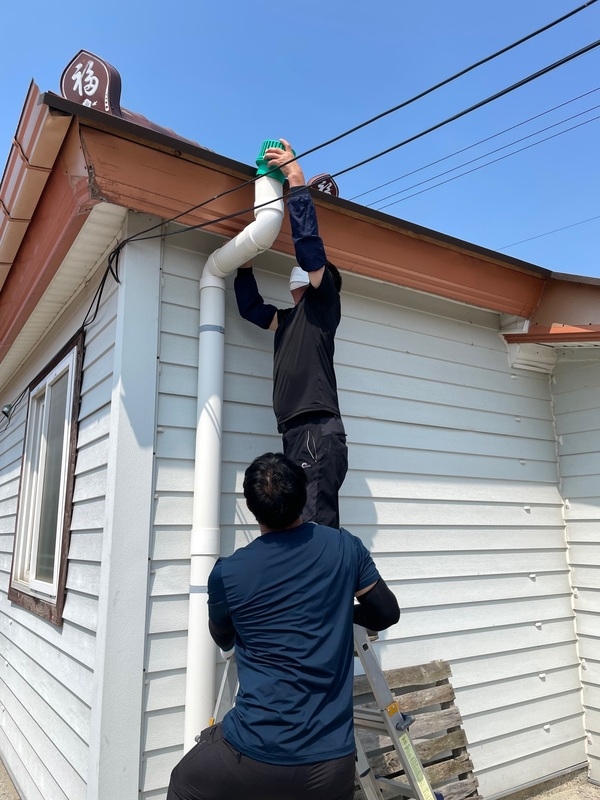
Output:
top-left (353, 660), bottom-right (482, 800)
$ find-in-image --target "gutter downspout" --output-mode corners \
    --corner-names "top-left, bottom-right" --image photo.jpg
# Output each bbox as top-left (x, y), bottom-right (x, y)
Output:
top-left (183, 144), bottom-right (285, 751)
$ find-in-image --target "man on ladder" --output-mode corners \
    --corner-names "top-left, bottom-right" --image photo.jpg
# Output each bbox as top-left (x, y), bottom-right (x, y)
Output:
top-left (167, 452), bottom-right (400, 800)
top-left (234, 139), bottom-right (347, 528)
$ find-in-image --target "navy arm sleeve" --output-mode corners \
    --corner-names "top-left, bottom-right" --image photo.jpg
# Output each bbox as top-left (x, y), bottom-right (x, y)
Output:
top-left (287, 186), bottom-right (327, 273)
top-left (234, 267), bottom-right (278, 330)
top-left (353, 579), bottom-right (400, 632)
top-left (207, 559), bottom-right (236, 650)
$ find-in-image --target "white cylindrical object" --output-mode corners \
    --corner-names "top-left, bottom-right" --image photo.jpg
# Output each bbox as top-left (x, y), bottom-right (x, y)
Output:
top-left (206, 176), bottom-right (284, 278)
top-left (183, 171), bottom-right (284, 751)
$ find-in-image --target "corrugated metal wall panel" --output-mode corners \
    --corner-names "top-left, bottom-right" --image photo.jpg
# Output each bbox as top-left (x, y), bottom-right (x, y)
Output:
top-left (142, 251), bottom-right (581, 799)
top-left (554, 353), bottom-right (600, 784)
top-left (0, 276), bottom-right (118, 800)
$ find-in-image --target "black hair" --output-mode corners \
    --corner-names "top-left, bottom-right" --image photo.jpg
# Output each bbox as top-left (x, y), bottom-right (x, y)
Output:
top-left (325, 261), bottom-right (342, 292)
top-left (243, 452), bottom-right (307, 530)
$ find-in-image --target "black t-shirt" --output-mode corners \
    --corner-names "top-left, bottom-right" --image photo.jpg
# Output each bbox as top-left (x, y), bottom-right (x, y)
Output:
top-left (273, 267), bottom-right (341, 427)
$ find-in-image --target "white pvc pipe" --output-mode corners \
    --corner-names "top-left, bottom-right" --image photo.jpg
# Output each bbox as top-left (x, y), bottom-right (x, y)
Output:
top-left (183, 174), bottom-right (284, 751)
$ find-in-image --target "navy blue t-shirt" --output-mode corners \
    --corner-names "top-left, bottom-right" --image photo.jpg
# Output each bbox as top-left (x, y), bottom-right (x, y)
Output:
top-left (207, 522), bottom-right (380, 764)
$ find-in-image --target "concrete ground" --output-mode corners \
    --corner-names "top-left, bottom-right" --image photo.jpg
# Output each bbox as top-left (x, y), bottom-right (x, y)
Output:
top-left (0, 761), bottom-right (597, 800)
top-left (0, 762), bottom-right (18, 800)
top-left (503, 769), bottom-right (600, 800)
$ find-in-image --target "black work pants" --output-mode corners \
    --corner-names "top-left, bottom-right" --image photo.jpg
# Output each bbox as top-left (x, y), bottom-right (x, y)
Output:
top-left (281, 414), bottom-right (348, 528)
top-left (167, 724), bottom-right (355, 800)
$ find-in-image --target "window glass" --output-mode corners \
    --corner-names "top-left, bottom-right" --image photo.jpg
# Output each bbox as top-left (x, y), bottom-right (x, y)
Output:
top-left (35, 370), bottom-right (70, 584)
top-left (9, 334), bottom-right (82, 624)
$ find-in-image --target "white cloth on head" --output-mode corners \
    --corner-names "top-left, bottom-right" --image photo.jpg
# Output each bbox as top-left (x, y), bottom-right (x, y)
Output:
top-left (289, 265), bottom-right (310, 290)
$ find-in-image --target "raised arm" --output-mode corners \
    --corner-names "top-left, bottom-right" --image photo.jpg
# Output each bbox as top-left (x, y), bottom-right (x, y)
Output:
top-left (264, 139), bottom-right (327, 289)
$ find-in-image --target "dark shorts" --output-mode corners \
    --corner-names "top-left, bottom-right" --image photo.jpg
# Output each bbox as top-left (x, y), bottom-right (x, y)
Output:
top-left (167, 724), bottom-right (356, 800)
top-left (281, 414), bottom-right (348, 528)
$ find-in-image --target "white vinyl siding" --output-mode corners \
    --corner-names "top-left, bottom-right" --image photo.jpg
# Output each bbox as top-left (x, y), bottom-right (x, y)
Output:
top-left (553, 351), bottom-right (600, 784)
top-left (141, 249), bottom-right (582, 799)
top-left (142, 238), bottom-right (201, 797)
top-left (0, 275), bottom-right (118, 800)
top-left (85, 216), bottom-right (162, 800)
top-left (335, 291), bottom-right (582, 798)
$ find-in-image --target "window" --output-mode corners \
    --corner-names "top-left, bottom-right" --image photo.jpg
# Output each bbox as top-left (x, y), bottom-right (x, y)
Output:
top-left (9, 333), bottom-right (83, 624)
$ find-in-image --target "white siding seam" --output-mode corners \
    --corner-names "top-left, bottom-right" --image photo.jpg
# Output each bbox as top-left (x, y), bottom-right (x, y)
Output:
top-left (551, 366), bottom-right (587, 763)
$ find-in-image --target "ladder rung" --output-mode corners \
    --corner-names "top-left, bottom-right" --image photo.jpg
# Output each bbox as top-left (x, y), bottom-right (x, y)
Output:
top-left (362, 744), bottom-right (396, 758)
top-left (354, 710), bottom-right (390, 734)
top-left (376, 776), bottom-right (417, 796)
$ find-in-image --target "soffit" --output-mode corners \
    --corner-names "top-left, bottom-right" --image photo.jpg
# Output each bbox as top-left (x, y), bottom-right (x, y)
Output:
top-left (0, 202), bottom-right (127, 392)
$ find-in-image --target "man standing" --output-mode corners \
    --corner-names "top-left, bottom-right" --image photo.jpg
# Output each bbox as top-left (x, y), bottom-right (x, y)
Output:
top-left (167, 452), bottom-right (400, 800)
top-left (234, 139), bottom-right (347, 528)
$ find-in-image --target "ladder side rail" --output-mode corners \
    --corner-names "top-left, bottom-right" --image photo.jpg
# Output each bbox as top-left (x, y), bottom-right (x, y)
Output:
top-left (353, 625), bottom-right (440, 800)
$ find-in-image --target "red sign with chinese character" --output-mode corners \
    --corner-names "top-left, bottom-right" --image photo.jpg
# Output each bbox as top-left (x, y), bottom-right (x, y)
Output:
top-left (60, 50), bottom-right (122, 116)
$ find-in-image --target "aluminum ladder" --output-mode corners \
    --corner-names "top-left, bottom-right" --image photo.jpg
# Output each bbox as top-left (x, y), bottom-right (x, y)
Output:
top-left (353, 624), bottom-right (441, 800)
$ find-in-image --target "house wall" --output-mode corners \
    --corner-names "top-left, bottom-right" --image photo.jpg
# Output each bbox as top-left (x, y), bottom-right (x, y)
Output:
top-left (0, 272), bottom-right (119, 800)
top-left (0, 209), bottom-right (164, 800)
top-left (140, 233), bottom-right (583, 800)
top-left (553, 351), bottom-right (600, 785)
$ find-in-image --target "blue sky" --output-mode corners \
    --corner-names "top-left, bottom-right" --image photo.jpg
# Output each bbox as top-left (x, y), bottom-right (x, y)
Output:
top-left (1, 0), bottom-right (598, 277)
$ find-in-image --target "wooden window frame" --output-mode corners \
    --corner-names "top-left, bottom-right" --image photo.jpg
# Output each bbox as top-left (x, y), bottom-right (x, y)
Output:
top-left (8, 331), bottom-right (84, 625)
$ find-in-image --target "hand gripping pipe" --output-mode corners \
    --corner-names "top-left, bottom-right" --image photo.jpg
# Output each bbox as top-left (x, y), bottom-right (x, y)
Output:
top-left (183, 142), bottom-right (285, 752)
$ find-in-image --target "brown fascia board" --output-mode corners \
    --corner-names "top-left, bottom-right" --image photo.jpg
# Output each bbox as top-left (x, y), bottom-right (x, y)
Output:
top-left (40, 91), bottom-right (253, 181)
top-left (504, 273), bottom-right (600, 343)
top-left (42, 95), bottom-right (547, 319)
top-left (40, 91), bottom-right (553, 275)
top-left (74, 121), bottom-right (545, 318)
top-left (0, 123), bottom-right (97, 363)
top-left (34, 97), bottom-right (562, 267)
top-left (36, 91), bottom-right (600, 331)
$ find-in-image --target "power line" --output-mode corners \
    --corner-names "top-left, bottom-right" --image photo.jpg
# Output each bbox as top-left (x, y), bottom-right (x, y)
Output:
top-left (5, 6), bottom-right (599, 433)
top-left (351, 87), bottom-right (600, 203)
top-left (107, 3), bottom-right (599, 254)
top-left (328, 37), bottom-right (600, 181)
top-left (296, 0), bottom-right (599, 162)
top-left (370, 103), bottom-right (600, 209)
top-left (126, 36), bottom-right (600, 253)
top-left (375, 112), bottom-right (600, 210)
top-left (498, 214), bottom-right (600, 250)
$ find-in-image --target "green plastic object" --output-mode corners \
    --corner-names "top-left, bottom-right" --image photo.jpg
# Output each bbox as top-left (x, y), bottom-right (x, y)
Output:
top-left (255, 139), bottom-right (293, 184)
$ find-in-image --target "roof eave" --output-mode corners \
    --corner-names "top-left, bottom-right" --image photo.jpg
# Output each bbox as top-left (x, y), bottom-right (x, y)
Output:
top-left (0, 83), bottom-right (73, 292)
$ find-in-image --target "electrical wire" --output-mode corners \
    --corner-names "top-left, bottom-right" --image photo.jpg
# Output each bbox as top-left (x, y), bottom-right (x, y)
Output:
top-left (115, 35), bottom-right (600, 254)
top-left (328, 38), bottom-right (600, 181)
top-left (294, 0), bottom-right (599, 163)
top-left (0, 387), bottom-right (28, 434)
top-left (82, 259), bottom-right (120, 329)
top-left (498, 214), bottom-right (600, 250)
top-left (19, 0), bottom-right (593, 363)
top-left (351, 87), bottom-right (600, 202)
top-left (103, 3), bottom-right (600, 255)
top-left (369, 103), bottom-right (600, 209)
top-left (375, 112), bottom-right (600, 211)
